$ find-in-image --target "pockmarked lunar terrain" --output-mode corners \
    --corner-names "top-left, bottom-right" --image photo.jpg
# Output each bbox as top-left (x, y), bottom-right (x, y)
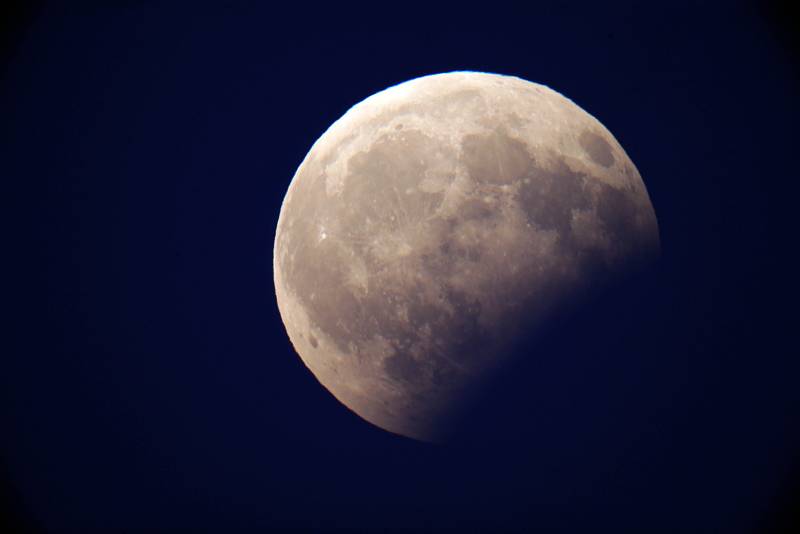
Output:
top-left (274, 72), bottom-right (659, 441)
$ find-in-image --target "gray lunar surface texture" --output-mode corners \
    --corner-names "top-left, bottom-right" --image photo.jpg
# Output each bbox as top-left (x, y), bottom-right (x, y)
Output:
top-left (273, 71), bottom-right (659, 442)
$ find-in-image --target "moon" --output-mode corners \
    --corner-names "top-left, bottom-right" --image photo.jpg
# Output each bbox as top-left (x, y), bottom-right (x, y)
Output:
top-left (273, 72), bottom-right (659, 442)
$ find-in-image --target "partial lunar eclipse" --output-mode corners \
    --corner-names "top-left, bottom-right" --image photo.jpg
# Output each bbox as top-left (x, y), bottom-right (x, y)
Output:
top-left (274, 72), bottom-right (659, 441)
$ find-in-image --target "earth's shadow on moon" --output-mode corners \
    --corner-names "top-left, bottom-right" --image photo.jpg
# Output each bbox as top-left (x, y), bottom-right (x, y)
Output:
top-left (441, 260), bottom-right (666, 457)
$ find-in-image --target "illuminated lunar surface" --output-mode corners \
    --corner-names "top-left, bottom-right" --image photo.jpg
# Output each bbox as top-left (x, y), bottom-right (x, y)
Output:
top-left (273, 72), bottom-right (659, 441)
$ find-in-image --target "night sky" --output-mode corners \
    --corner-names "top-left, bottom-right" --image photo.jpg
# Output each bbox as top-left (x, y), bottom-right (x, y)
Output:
top-left (4, 1), bottom-right (799, 532)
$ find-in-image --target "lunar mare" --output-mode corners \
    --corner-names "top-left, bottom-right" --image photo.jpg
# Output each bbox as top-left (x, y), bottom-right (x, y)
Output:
top-left (274, 72), bottom-right (659, 441)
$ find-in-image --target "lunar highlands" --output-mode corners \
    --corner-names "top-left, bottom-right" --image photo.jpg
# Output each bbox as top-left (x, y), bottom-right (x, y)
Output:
top-left (274, 72), bottom-right (659, 441)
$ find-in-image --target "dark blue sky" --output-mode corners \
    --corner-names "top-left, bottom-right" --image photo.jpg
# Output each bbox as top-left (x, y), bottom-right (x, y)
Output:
top-left (4, 1), bottom-right (799, 532)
